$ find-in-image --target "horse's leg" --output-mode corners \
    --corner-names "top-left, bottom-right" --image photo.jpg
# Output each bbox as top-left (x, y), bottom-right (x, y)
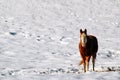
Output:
top-left (80, 54), bottom-right (86, 72)
top-left (92, 55), bottom-right (96, 71)
top-left (92, 58), bottom-right (95, 71)
top-left (83, 58), bottom-right (86, 72)
top-left (81, 56), bottom-right (86, 72)
top-left (86, 56), bottom-right (91, 71)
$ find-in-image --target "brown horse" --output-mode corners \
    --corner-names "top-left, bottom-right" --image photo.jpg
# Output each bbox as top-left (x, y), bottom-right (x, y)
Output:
top-left (79, 29), bottom-right (98, 72)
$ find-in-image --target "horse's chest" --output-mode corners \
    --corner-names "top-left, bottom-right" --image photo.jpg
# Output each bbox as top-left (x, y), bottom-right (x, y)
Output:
top-left (80, 47), bottom-right (91, 56)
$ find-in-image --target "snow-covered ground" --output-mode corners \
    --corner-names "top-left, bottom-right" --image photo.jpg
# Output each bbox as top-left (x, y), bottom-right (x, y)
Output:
top-left (0, 0), bottom-right (120, 80)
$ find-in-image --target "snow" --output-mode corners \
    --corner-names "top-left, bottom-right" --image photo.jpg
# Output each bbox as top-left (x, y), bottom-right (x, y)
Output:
top-left (0, 0), bottom-right (120, 80)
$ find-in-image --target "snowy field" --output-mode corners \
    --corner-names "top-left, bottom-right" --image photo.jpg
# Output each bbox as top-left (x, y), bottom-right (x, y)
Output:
top-left (0, 0), bottom-right (120, 80)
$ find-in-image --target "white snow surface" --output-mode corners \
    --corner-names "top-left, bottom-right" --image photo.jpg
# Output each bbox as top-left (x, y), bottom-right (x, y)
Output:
top-left (0, 0), bottom-right (120, 80)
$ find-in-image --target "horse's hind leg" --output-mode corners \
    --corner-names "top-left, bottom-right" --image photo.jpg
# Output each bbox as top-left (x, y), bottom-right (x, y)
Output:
top-left (92, 55), bottom-right (96, 71)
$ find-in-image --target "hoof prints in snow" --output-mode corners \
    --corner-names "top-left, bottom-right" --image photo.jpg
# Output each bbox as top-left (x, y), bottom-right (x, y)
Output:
top-left (0, 68), bottom-right (81, 76)
top-left (9, 32), bottom-right (17, 36)
top-left (100, 50), bottom-right (120, 58)
top-left (1, 70), bottom-right (19, 76)
top-left (1, 67), bottom-right (120, 76)
top-left (106, 50), bottom-right (120, 58)
top-left (96, 66), bottom-right (120, 72)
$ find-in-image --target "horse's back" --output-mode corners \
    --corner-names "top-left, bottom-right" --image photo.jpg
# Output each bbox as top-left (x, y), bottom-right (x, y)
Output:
top-left (87, 35), bottom-right (98, 53)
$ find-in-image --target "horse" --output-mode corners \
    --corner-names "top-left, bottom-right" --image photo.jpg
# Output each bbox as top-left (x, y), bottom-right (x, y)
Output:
top-left (79, 29), bottom-right (98, 72)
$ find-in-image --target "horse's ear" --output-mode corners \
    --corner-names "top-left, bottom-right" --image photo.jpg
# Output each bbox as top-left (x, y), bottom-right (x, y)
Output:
top-left (85, 29), bottom-right (87, 34)
top-left (80, 29), bottom-right (82, 33)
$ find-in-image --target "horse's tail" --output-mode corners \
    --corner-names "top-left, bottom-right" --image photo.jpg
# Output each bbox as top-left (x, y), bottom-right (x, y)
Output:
top-left (79, 60), bottom-right (84, 65)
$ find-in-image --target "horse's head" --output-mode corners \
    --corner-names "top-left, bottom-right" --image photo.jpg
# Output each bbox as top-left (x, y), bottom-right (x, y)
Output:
top-left (80, 29), bottom-right (87, 47)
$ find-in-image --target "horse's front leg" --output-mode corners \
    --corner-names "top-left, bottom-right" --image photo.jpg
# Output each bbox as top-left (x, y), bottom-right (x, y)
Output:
top-left (83, 60), bottom-right (86, 72)
top-left (82, 57), bottom-right (86, 72)
top-left (86, 56), bottom-right (91, 71)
